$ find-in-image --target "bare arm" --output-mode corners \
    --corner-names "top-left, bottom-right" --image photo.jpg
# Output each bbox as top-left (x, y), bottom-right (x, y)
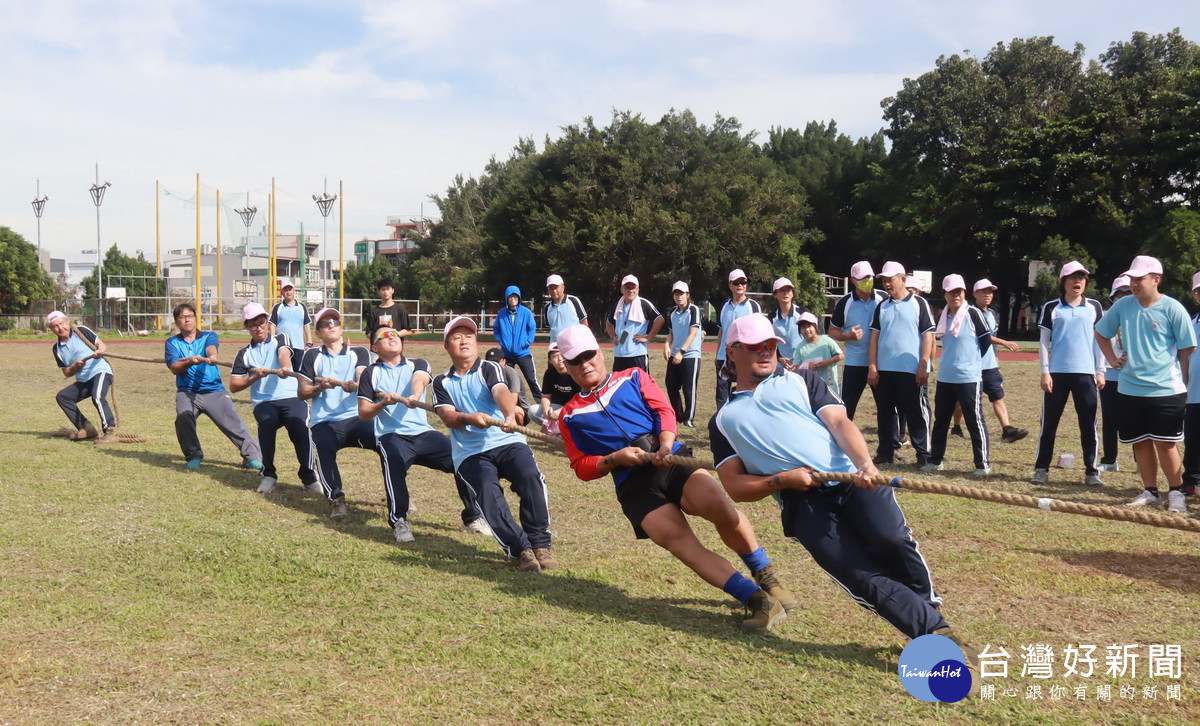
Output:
top-left (816, 405), bottom-right (881, 489)
top-left (716, 456), bottom-right (821, 503)
top-left (435, 405), bottom-right (490, 430)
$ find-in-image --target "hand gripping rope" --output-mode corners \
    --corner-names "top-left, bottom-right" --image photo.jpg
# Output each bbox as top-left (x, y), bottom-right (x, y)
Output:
top-left (67, 325), bottom-right (147, 443)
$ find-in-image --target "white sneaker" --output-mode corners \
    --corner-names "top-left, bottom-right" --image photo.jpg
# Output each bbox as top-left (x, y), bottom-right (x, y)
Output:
top-left (1127, 490), bottom-right (1163, 508)
top-left (918, 462), bottom-right (943, 473)
top-left (971, 467), bottom-right (991, 477)
top-left (1167, 490), bottom-right (1188, 514)
top-left (304, 481), bottom-right (323, 493)
top-left (256, 476), bottom-right (277, 493)
top-left (460, 517), bottom-right (493, 536)
top-left (393, 518), bottom-right (415, 543)
top-left (1098, 463), bottom-right (1119, 473)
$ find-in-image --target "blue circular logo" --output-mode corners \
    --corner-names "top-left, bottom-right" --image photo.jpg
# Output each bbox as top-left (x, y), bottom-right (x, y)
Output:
top-left (897, 634), bottom-right (972, 703)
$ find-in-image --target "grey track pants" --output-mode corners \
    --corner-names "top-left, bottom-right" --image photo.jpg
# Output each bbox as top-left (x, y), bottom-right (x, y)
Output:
top-left (175, 390), bottom-right (261, 463)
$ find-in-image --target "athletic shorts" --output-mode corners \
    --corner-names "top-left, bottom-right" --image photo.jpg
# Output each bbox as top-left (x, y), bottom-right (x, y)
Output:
top-left (1117, 392), bottom-right (1185, 444)
top-left (981, 367), bottom-right (1005, 402)
top-left (615, 445), bottom-right (698, 539)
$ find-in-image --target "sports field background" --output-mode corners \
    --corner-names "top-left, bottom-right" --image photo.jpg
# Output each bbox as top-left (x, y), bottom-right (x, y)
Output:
top-left (1, 338), bottom-right (1197, 724)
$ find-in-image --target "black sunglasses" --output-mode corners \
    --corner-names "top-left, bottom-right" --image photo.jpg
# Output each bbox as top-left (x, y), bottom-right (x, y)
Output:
top-left (565, 349), bottom-right (598, 367)
top-left (317, 318), bottom-right (340, 330)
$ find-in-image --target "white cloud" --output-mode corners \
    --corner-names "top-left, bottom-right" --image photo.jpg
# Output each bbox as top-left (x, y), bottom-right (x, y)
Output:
top-left (604, 0), bottom-right (853, 44)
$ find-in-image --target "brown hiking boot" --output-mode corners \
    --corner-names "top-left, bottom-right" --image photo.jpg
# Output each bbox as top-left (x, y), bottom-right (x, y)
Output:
top-left (933, 626), bottom-right (980, 697)
top-left (533, 547), bottom-right (559, 570)
top-left (94, 427), bottom-right (120, 444)
top-left (752, 565), bottom-right (798, 612)
top-left (515, 549), bottom-right (542, 572)
top-left (330, 496), bottom-right (349, 522)
top-left (741, 589), bottom-right (786, 633)
top-left (70, 422), bottom-right (100, 441)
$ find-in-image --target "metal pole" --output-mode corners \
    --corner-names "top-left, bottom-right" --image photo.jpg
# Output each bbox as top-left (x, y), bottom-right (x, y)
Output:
top-left (195, 173), bottom-right (202, 327)
top-left (216, 189), bottom-right (222, 327)
top-left (338, 180), bottom-right (344, 302)
top-left (31, 179), bottom-right (47, 258)
top-left (155, 179), bottom-right (161, 279)
top-left (88, 165), bottom-right (111, 328)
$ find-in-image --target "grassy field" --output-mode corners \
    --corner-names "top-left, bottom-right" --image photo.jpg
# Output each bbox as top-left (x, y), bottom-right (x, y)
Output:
top-left (1, 337), bottom-right (1197, 725)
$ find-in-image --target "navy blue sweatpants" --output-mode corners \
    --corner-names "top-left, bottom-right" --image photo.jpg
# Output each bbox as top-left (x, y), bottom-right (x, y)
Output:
top-left (780, 482), bottom-right (946, 639)
top-left (311, 416), bottom-right (377, 501)
top-left (253, 398), bottom-right (317, 484)
top-left (930, 381), bottom-right (989, 469)
top-left (456, 443), bottom-right (551, 557)
top-left (1034, 372), bottom-right (1098, 475)
top-left (874, 371), bottom-right (930, 464)
top-left (378, 430), bottom-right (483, 526)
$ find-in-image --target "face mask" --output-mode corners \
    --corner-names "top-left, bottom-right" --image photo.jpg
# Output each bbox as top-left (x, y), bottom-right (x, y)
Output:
top-left (855, 278), bottom-right (874, 293)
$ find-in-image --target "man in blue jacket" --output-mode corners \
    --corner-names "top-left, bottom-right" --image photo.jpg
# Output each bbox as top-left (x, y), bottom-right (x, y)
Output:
top-left (493, 285), bottom-right (542, 400)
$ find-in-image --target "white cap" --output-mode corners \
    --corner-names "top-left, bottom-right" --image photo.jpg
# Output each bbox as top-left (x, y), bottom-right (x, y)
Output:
top-left (671, 280), bottom-right (690, 293)
top-left (942, 274), bottom-right (967, 292)
top-left (772, 277), bottom-right (794, 292)
top-left (798, 312), bottom-right (819, 327)
top-left (46, 310), bottom-right (67, 324)
top-left (621, 274), bottom-right (639, 287)
top-left (242, 302), bottom-right (268, 321)
top-left (546, 274), bottom-right (564, 287)
top-left (279, 278), bottom-right (295, 290)
top-left (879, 261), bottom-right (905, 277)
top-left (547, 342), bottom-right (559, 353)
top-left (1191, 272), bottom-right (1200, 291)
top-left (1123, 255), bottom-right (1163, 278)
top-left (442, 315), bottom-right (478, 341)
top-left (850, 261), bottom-right (874, 280)
top-left (728, 269), bottom-right (748, 283)
top-left (973, 278), bottom-right (997, 293)
top-left (1058, 260), bottom-right (1089, 279)
top-left (313, 307), bottom-right (341, 326)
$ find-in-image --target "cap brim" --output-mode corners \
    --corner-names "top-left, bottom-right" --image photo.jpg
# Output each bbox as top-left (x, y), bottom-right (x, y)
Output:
top-left (1123, 268), bottom-right (1157, 278)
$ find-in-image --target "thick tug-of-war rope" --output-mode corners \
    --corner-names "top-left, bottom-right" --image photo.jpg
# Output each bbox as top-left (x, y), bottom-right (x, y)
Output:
top-left (67, 325), bottom-right (148, 444)
top-left (88, 353), bottom-right (1200, 533)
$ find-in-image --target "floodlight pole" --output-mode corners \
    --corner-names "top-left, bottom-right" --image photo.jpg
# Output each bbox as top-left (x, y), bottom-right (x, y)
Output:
top-left (236, 196), bottom-right (257, 281)
top-left (31, 179), bottom-right (48, 257)
top-left (313, 179), bottom-right (337, 304)
top-left (89, 164), bottom-right (112, 328)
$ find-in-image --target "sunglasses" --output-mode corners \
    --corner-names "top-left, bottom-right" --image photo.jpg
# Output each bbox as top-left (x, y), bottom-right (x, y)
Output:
top-left (732, 339), bottom-right (777, 353)
top-left (731, 280), bottom-right (748, 286)
top-left (317, 319), bottom-right (340, 330)
top-left (375, 329), bottom-right (401, 342)
top-left (565, 349), bottom-right (598, 367)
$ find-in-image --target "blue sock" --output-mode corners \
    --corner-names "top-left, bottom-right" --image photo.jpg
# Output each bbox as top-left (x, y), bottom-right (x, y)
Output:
top-left (722, 572), bottom-right (761, 605)
top-left (740, 547), bottom-right (770, 573)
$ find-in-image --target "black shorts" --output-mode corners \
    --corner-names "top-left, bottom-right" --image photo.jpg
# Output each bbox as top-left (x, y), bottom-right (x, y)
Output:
top-left (981, 367), bottom-right (1005, 402)
top-left (1117, 392), bottom-right (1186, 444)
top-left (615, 445), bottom-right (698, 539)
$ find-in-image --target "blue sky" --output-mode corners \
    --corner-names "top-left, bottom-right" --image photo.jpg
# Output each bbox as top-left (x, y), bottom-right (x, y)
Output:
top-left (3, 1), bottom-right (1197, 262)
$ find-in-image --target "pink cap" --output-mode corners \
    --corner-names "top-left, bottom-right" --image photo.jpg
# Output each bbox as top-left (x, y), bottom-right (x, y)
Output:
top-left (556, 324), bottom-right (599, 360)
top-left (1058, 260), bottom-right (1089, 279)
top-left (850, 261), bottom-right (874, 280)
top-left (772, 277), bottom-right (794, 292)
top-left (1191, 273), bottom-right (1200, 291)
top-left (546, 274), bottom-right (564, 287)
top-left (279, 278), bottom-right (295, 290)
top-left (621, 274), bottom-right (639, 287)
top-left (973, 278), bottom-right (997, 293)
top-left (942, 274), bottom-right (967, 292)
top-left (728, 269), bottom-right (748, 283)
top-left (1123, 255), bottom-right (1163, 278)
top-left (879, 261), bottom-right (905, 278)
top-left (905, 276), bottom-right (921, 291)
top-left (45, 310), bottom-right (67, 324)
top-left (442, 315), bottom-right (478, 341)
top-left (798, 312), bottom-right (819, 327)
top-left (242, 302), bottom-right (268, 321)
top-left (1112, 275), bottom-right (1132, 295)
top-left (671, 280), bottom-right (690, 293)
top-left (547, 342), bottom-right (560, 353)
top-left (313, 307), bottom-right (341, 326)
top-left (725, 314), bottom-right (784, 346)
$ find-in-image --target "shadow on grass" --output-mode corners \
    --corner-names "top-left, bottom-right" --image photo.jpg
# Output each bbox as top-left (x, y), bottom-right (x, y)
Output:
top-left (1029, 548), bottom-right (1200, 596)
top-left (97, 445), bottom-right (265, 491)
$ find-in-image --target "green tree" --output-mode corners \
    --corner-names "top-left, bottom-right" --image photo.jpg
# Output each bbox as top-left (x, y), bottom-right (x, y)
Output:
top-left (1030, 235), bottom-right (1098, 305)
top-left (0, 227), bottom-right (55, 313)
top-left (1142, 207), bottom-right (1200, 303)
top-left (341, 254), bottom-right (399, 300)
top-left (79, 245), bottom-right (164, 300)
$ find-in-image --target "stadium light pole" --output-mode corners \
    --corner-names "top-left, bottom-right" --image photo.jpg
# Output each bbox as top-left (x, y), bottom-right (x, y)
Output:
top-left (31, 179), bottom-right (48, 257)
top-left (89, 165), bottom-right (112, 327)
top-left (313, 179), bottom-right (337, 304)
top-left (236, 197), bottom-right (256, 281)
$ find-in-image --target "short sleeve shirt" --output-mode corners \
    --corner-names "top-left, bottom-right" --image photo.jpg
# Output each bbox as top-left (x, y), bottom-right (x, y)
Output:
top-left (977, 307), bottom-right (999, 370)
top-left (936, 307), bottom-right (990, 384)
top-left (716, 298), bottom-right (763, 361)
top-left (771, 308), bottom-right (806, 362)
top-left (546, 295), bottom-right (587, 343)
top-left (432, 359), bottom-right (526, 467)
top-left (668, 304), bottom-right (703, 358)
top-left (357, 357), bottom-right (436, 438)
top-left (52, 326), bottom-right (114, 382)
top-left (609, 298), bottom-right (662, 358)
top-left (869, 293), bottom-right (934, 374)
top-left (297, 345), bottom-right (370, 424)
top-left (1039, 297), bottom-right (1104, 374)
top-left (165, 331), bottom-right (225, 393)
top-left (1095, 294), bottom-right (1196, 397)
top-left (794, 335), bottom-right (842, 390)
top-left (231, 334), bottom-right (299, 405)
top-left (830, 290), bottom-right (886, 367)
top-left (269, 301), bottom-right (311, 346)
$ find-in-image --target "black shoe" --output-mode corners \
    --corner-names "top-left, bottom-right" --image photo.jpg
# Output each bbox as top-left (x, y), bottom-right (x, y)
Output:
top-left (950, 425), bottom-right (964, 438)
top-left (872, 454), bottom-right (894, 466)
top-left (1001, 425), bottom-right (1029, 443)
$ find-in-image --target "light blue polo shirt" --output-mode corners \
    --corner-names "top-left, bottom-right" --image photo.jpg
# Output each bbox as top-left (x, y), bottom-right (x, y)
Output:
top-left (830, 290), bottom-right (887, 367)
top-left (710, 369), bottom-right (854, 479)
top-left (977, 307), bottom-right (999, 370)
top-left (297, 345), bottom-right (370, 424)
top-left (52, 326), bottom-right (114, 382)
top-left (357, 357), bottom-right (436, 438)
top-left (1038, 297), bottom-right (1105, 375)
top-left (610, 298), bottom-right (662, 358)
top-left (546, 295), bottom-right (587, 343)
top-left (869, 292), bottom-right (934, 374)
top-left (771, 308), bottom-right (805, 362)
top-left (270, 301), bottom-right (311, 346)
top-left (1095, 294), bottom-right (1196, 397)
top-left (231, 335), bottom-right (299, 405)
top-left (716, 298), bottom-right (762, 361)
top-left (937, 307), bottom-right (990, 384)
top-left (1189, 314), bottom-right (1200, 404)
top-left (669, 304), bottom-right (703, 358)
top-left (165, 331), bottom-right (225, 393)
top-left (432, 358), bottom-right (526, 467)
